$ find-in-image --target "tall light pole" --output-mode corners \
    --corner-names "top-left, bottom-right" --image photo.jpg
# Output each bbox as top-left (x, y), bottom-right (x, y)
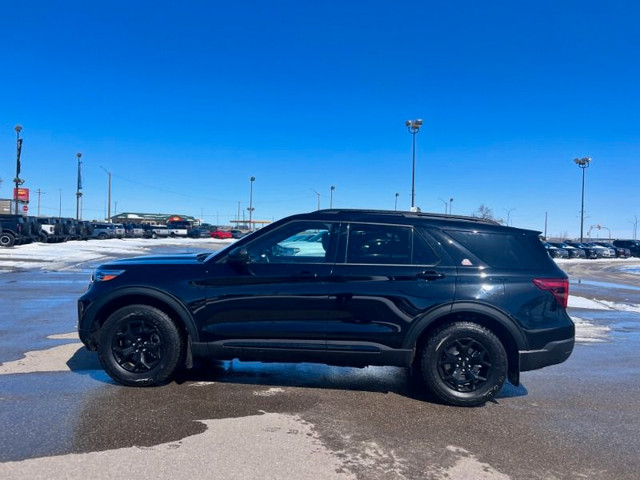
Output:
top-left (330, 185), bottom-right (335, 209)
top-left (405, 118), bottom-right (423, 210)
top-left (14, 125), bottom-right (24, 215)
top-left (438, 198), bottom-right (448, 214)
top-left (504, 208), bottom-right (516, 226)
top-left (58, 189), bottom-right (62, 217)
top-left (449, 197), bottom-right (454, 215)
top-left (394, 192), bottom-right (399, 211)
top-left (75, 152), bottom-right (83, 220)
top-left (311, 189), bottom-right (320, 210)
top-left (574, 157), bottom-right (591, 242)
top-left (100, 166), bottom-right (112, 222)
top-left (248, 176), bottom-right (256, 231)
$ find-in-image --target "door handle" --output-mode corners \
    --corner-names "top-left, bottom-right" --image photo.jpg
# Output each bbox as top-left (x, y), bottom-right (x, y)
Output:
top-left (416, 271), bottom-right (445, 281)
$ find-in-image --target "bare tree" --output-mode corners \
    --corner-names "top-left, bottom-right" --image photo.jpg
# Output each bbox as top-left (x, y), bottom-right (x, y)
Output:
top-left (472, 205), bottom-right (505, 224)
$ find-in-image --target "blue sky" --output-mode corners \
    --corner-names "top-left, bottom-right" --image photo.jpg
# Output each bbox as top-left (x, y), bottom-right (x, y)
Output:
top-left (1, 1), bottom-right (638, 238)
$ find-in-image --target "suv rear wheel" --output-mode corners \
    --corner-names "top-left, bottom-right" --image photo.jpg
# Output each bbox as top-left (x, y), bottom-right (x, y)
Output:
top-left (97, 305), bottom-right (184, 387)
top-left (420, 322), bottom-right (507, 407)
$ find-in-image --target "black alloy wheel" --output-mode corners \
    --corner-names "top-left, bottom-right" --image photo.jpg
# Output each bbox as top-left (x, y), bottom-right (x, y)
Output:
top-left (421, 322), bottom-right (507, 407)
top-left (98, 305), bottom-right (184, 387)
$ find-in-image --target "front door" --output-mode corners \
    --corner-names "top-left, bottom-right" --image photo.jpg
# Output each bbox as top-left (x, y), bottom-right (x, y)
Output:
top-left (201, 220), bottom-right (340, 362)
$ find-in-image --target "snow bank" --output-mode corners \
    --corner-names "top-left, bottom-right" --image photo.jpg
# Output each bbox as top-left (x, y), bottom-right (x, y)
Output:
top-left (0, 237), bottom-right (234, 272)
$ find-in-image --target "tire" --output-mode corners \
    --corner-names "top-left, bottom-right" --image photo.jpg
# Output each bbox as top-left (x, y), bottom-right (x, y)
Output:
top-left (97, 305), bottom-right (184, 387)
top-left (420, 322), bottom-right (507, 407)
top-left (39, 232), bottom-right (49, 243)
top-left (0, 232), bottom-right (15, 248)
top-left (98, 232), bottom-right (107, 240)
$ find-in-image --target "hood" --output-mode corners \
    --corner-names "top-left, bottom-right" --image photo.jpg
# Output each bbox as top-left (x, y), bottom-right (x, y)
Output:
top-left (109, 253), bottom-right (204, 266)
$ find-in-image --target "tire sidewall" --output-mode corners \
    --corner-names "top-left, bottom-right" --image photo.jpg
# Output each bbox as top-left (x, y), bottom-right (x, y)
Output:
top-left (0, 233), bottom-right (15, 247)
top-left (422, 322), bottom-right (507, 407)
top-left (98, 305), bottom-right (183, 387)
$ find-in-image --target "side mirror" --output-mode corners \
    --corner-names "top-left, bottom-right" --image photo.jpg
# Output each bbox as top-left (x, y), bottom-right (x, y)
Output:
top-left (227, 247), bottom-right (249, 265)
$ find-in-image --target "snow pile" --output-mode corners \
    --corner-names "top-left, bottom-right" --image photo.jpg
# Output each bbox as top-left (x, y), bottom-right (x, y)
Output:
top-left (571, 316), bottom-right (611, 343)
top-left (0, 237), bottom-right (233, 272)
top-left (569, 295), bottom-right (640, 314)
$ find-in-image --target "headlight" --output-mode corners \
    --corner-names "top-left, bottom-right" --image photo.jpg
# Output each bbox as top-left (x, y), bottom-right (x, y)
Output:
top-left (92, 269), bottom-right (125, 282)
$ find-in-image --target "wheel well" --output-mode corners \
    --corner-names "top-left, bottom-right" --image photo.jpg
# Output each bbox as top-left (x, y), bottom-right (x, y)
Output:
top-left (413, 311), bottom-right (520, 385)
top-left (91, 294), bottom-right (190, 345)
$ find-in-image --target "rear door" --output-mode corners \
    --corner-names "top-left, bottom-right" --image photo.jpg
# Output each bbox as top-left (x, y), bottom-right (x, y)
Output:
top-left (326, 222), bottom-right (456, 356)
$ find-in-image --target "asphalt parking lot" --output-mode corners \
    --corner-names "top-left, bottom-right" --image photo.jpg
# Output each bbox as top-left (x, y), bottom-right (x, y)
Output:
top-left (0, 243), bottom-right (639, 479)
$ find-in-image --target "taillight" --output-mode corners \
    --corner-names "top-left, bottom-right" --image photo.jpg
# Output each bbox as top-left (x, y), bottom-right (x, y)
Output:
top-left (533, 278), bottom-right (569, 309)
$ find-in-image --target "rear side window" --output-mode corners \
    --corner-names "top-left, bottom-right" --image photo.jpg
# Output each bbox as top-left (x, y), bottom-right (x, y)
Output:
top-left (445, 230), bottom-right (549, 269)
top-left (346, 224), bottom-right (438, 265)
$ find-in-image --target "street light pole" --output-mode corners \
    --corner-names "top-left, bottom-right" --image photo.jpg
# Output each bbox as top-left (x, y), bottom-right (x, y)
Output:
top-left (330, 186), bottom-right (335, 209)
top-left (405, 118), bottom-right (423, 210)
top-left (100, 166), bottom-right (112, 222)
top-left (14, 125), bottom-right (23, 215)
top-left (394, 192), bottom-right (399, 211)
top-left (438, 198), bottom-right (448, 214)
top-left (248, 176), bottom-right (256, 231)
top-left (504, 208), bottom-right (516, 226)
top-left (449, 197), bottom-right (454, 215)
top-left (75, 152), bottom-right (83, 220)
top-left (574, 157), bottom-right (592, 242)
top-left (310, 189), bottom-right (320, 210)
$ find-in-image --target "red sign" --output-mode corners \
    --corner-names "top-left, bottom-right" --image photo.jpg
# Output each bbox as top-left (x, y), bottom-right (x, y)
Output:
top-left (14, 188), bottom-right (30, 202)
top-left (22, 205), bottom-right (29, 213)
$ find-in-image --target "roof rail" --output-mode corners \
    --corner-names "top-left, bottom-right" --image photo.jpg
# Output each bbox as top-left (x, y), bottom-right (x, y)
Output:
top-left (315, 209), bottom-right (502, 226)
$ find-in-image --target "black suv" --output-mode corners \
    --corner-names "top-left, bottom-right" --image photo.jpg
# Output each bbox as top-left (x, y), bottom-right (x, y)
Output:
top-left (78, 209), bottom-right (574, 406)
top-left (0, 214), bottom-right (27, 247)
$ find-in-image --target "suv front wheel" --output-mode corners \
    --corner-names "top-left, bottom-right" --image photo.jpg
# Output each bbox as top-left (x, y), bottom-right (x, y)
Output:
top-left (97, 305), bottom-right (184, 387)
top-left (420, 322), bottom-right (507, 407)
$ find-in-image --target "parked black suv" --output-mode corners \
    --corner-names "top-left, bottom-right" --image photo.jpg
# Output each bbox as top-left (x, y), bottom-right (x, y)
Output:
top-left (0, 214), bottom-right (27, 247)
top-left (78, 209), bottom-right (574, 406)
top-left (613, 239), bottom-right (640, 257)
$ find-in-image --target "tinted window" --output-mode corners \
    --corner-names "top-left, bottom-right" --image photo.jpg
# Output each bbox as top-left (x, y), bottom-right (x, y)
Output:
top-left (246, 221), bottom-right (338, 264)
top-left (346, 224), bottom-right (438, 265)
top-left (445, 230), bottom-right (549, 269)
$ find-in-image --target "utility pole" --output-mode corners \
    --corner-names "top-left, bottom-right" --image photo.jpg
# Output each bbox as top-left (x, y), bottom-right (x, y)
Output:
top-left (36, 189), bottom-right (45, 217)
top-left (14, 125), bottom-right (24, 215)
top-left (75, 152), bottom-right (83, 220)
top-left (544, 211), bottom-right (548, 239)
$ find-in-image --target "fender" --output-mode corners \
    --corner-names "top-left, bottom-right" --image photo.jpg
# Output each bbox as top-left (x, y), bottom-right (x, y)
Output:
top-left (81, 286), bottom-right (200, 342)
top-left (402, 301), bottom-right (527, 351)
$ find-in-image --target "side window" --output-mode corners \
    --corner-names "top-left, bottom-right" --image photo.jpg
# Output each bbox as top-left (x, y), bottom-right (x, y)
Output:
top-left (345, 224), bottom-right (439, 265)
top-left (246, 221), bottom-right (338, 264)
top-left (347, 224), bottom-right (411, 264)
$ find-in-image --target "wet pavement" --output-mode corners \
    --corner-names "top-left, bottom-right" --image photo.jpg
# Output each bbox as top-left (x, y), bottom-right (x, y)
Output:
top-left (1, 250), bottom-right (640, 479)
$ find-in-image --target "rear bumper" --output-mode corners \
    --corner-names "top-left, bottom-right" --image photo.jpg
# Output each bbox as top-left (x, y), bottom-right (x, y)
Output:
top-left (519, 337), bottom-right (575, 371)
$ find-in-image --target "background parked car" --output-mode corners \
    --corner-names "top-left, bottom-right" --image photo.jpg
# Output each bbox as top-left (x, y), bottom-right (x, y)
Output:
top-left (566, 242), bottom-right (600, 259)
top-left (150, 225), bottom-right (171, 238)
top-left (187, 227), bottom-right (211, 238)
top-left (583, 242), bottom-right (615, 258)
top-left (596, 242), bottom-right (631, 258)
top-left (0, 214), bottom-right (28, 247)
top-left (542, 241), bottom-right (569, 259)
top-left (550, 242), bottom-right (586, 259)
top-left (90, 223), bottom-right (116, 240)
top-left (210, 229), bottom-right (233, 239)
top-left (166, 220), bottom-right (191, 237)
top-left (613, 240), bottom-right (640, 257)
